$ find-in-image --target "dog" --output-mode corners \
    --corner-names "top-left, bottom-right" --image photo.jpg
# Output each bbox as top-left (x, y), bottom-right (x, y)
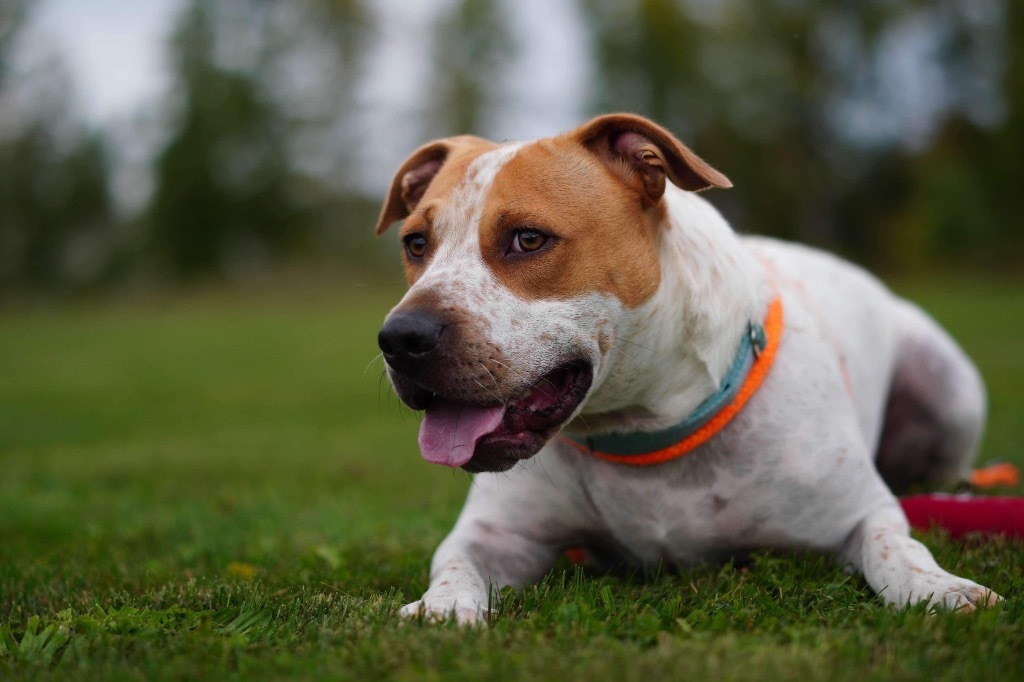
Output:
top-left (374, 113), bottom-right (999, 623)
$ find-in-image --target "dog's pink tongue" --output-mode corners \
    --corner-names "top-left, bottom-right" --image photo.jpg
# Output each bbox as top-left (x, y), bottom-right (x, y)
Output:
top-left (418, 399), bottom-right (505, 467)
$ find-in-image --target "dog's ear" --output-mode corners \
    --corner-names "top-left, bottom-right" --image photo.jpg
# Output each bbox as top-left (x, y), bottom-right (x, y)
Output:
top-left (575, 113), bottom-right (731, 206)
top-left (375, 136), bottom-right (496, 234)
top-left (375, 141), bottom-right (452, 235)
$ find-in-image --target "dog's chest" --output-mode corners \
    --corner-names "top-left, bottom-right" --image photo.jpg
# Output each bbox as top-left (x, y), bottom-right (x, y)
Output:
top-left (567, 417), bottom-right (876, 565)
top-left (578, 466), bottom-right (759, 565)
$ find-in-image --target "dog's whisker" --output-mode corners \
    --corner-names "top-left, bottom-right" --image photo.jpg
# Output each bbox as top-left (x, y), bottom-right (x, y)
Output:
top-left (606, 342), bottom-right (634, 361)
top-left (488, 358), bottom-right (549, 397)
top-left (362, 352), bottom-right (384, 382)
top-left (535, 452), bottom-right (559, 489)
top-left (572, 411), bottom-right (592, 430)
top-left (471, 375), bottom-right (503, 404)
top-left (488, 357), bottom-right (527, 382)
top-left (529, 380), bottom-right (555, 401)
top-left (488, 358), bottom-right (559, 400)
top-left (478, 362), bottom-right (500, 390)
top-left (611, 335), bottom-right (654, 353)
top-left (377, 369), bottom-right (389, 408)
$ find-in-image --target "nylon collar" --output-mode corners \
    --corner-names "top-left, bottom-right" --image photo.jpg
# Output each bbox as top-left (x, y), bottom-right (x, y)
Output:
top-left (563, 295), bottom-right (783, 466)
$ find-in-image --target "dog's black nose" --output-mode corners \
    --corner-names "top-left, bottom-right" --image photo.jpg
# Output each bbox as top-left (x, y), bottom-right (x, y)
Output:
top-left (378, 311), bottom-right (444, 360)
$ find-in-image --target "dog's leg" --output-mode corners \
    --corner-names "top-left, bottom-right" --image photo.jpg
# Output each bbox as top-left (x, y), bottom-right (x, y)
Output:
top-left (840, 502), bottom-right (1000, 611)
top-left (400, 456), bottom-right (593, 625)
top-left (874, 300), bottom-right (987, 493)
top-left (399, 514), bottom-right (559, 625)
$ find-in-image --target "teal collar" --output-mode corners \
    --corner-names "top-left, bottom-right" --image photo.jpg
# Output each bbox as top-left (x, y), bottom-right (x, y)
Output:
top-left (565, 319), bottom-right (768, 457)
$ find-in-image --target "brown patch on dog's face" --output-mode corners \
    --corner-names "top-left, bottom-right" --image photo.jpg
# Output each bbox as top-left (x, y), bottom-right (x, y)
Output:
top-left (376, 114), bottom-right (730, 310)
top-left (478, 136), bottom-right (664, 308)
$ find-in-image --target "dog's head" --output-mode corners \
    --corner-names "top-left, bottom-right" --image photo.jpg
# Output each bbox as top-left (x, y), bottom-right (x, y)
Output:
top-left (375, 114), bottom-right (730, 473)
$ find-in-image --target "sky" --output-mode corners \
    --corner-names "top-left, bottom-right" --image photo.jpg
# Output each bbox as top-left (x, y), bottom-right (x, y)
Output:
top-left (24, 0), bottom-right (591, 199)
top-left (32, 0), bottom-right (186, 125)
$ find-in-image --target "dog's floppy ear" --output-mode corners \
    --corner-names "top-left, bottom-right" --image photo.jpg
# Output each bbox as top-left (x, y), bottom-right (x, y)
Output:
top-left (575, 113), bottom-right (731, 206)
top-left (375, 141), bottom-right (452, 235)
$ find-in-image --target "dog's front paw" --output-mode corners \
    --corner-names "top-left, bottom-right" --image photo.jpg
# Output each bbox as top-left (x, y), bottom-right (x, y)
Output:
top-left (399, 596), bottom-right (490, 625)
top-left (900, 573), bottom-right (1001, 613)
top-left (933, 582), bottom-right (1001, 613)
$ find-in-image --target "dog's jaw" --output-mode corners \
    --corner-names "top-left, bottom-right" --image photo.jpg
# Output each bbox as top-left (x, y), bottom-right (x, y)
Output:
top-left (468, 361), bottom-right (594, 471)
top-left (387, 336), bottom-right (599, 472)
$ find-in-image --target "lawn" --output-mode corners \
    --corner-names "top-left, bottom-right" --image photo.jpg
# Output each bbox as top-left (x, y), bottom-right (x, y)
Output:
top-left (1, 277), bottom-right (1022, 680)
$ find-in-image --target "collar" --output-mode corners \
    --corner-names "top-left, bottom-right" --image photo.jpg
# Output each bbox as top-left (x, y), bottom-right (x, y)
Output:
top-left (562, 294), bottom-right (783, 466)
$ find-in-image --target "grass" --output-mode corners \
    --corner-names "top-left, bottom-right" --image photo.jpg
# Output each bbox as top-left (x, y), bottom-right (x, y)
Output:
top-left (1, 277), bottom-right (1022, 680)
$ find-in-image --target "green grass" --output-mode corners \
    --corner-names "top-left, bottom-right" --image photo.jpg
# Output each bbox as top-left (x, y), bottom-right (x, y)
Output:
top-left (1, 278), bottom-right (1022, 680)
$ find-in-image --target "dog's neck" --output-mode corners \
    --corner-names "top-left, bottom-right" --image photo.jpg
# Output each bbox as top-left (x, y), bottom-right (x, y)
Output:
top-left (572, 187), bottom-right (767, 436)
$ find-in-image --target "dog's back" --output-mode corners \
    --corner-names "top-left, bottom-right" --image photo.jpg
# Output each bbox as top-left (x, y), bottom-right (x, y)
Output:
top-left (746, 236), bottom-right (985, 493)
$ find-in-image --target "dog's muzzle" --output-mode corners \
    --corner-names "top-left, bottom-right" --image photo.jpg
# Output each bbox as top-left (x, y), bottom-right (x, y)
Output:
top-left (377, 310), bottom-right (593, 473)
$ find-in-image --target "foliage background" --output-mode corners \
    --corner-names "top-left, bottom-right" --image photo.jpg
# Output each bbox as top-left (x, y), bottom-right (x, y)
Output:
top-left (0, 0), bottom-right (1021, 296)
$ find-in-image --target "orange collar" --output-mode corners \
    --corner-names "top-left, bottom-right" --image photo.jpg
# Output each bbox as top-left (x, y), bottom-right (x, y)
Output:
top-left (563, 295), bottom-right (783, 466)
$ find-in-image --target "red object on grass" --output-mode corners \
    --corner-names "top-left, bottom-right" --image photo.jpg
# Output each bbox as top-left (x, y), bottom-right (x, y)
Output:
top-left (900, 494), bottom-right (1024, 538)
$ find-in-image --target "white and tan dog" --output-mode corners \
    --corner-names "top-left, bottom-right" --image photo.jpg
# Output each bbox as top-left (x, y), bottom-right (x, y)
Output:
top-left (374, 114), bottom-right (999, 623)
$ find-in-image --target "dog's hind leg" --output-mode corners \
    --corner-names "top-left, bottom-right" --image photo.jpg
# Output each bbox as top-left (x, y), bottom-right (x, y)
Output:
top-left (874, 300), bottom-right (986, 494)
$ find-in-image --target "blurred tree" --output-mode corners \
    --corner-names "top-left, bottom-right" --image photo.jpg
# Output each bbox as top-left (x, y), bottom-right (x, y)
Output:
top-left (983, 0), bottom-right (1024, 265)
top-left (0, 125), bottom-right (114, 289)
top-left (148, 0), bottom-right (378, 279)
top-left (582, 0), bottom-right (852, 248)
top-left (0, 4), bottom-right (116, 293)
top-left (427, 0), bottom-right (516, 136)
top-left (580, 0), bottom-right (1019, 271)
top-left (906, 0), bottom-right (1024, 268)
top-left (149, 1), bottom-right (308, 279)
top-left (260, 0), bottom-right (368, 192)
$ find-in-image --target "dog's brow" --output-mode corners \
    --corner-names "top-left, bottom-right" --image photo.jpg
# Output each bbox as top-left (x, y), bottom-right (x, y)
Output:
top-left (408, 204), bottom-right (435, 224)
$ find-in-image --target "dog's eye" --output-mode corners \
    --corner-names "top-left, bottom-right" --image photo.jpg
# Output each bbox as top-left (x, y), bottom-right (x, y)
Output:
top-left (511, 230), bottom-right (547, 253)
top-left (403, 233), bottom-right (427, 259)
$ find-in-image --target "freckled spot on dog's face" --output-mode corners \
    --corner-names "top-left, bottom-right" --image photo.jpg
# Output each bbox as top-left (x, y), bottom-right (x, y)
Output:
top-left (479, 137), bottom-right (662, 308)
top-left (396, 138), bottom-right (500, 286)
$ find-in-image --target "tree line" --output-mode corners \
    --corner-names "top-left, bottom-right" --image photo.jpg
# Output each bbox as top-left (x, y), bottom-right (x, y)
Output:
top-left (1, 0), bottom-right (1020, 295)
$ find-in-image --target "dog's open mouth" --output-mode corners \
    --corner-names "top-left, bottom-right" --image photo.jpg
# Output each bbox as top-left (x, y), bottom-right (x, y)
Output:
top-left (417, 361), bottom-right (593, 473)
